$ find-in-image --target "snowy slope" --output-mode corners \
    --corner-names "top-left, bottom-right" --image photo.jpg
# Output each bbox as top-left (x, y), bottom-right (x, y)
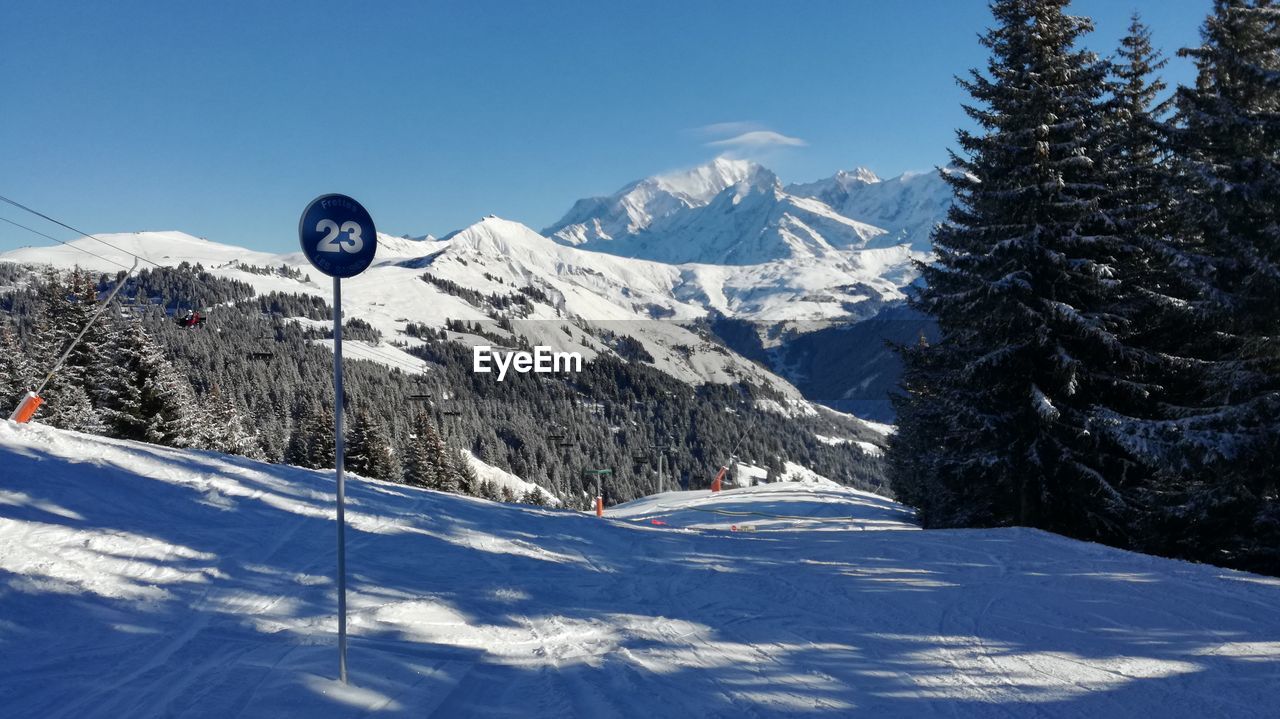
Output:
top-left (0, 230), bottom-right (284, 269)
top-left (5, 422), bottom-right (1280, 718)
top-left (608, 481), bottom-right (918, 532)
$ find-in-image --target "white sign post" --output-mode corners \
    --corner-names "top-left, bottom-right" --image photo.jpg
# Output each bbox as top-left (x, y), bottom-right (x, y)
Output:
top-left (299, 194), bottom-right (377, 684)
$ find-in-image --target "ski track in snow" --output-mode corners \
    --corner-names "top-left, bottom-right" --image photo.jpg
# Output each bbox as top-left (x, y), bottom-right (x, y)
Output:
top-left (2, 422), bottom-right (1279, 718)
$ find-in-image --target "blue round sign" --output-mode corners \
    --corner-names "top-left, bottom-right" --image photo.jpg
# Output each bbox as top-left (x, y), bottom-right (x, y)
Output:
top-left (299, 194), bottom-right (377, 278)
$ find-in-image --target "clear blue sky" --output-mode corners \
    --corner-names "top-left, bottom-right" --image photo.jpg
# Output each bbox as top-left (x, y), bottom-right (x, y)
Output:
top-left (1, 0), bottom-right (1211, 254)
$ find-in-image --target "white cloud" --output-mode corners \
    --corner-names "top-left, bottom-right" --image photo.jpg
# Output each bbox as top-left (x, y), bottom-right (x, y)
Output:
top-left (706, 130), bottom-right (807, 150)
top-left (692, 121), bottom-right (765, 137)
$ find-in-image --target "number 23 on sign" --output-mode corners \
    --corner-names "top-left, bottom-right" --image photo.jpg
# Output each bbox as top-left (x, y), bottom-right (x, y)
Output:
top-left (315, 219), bottom-right (364, 253)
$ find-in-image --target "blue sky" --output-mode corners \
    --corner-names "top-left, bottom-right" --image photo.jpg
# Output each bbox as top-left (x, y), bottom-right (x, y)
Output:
top-left (2, 1), bottom-right (1210, 254)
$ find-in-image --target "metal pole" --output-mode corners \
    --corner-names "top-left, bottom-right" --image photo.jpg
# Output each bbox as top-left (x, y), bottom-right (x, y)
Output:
top-left (333, 276), bottom-right (348, 684)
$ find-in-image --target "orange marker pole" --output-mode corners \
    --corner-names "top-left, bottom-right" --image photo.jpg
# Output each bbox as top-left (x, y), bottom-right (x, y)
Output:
top-left (710, 466), bottom-right (726, 493)
top-left (9, 392), bottom-right (43, 424)
top-left (595, 496), bottom-right (604, 518)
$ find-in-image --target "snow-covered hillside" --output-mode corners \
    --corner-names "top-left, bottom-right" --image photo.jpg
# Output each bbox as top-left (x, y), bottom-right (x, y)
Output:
top-left (0, 228), bottom-right (807, 397)
top-left (4, 422), bottom-right (1279, 718)
top-left (786, 167), bottom-right (956, 253)
top-left (0, 157), bottom-right (952, 424)
top-left (0, 221), bottom-right (911, 415)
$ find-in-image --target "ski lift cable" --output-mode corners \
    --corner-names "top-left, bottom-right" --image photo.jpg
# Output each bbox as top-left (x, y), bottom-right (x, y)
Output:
top-left (33, 257), bottom-right (140, 397)
top-left (0, 194), bottom-right (164, 269)
top-left (0, 215), bottom-right (133, 271)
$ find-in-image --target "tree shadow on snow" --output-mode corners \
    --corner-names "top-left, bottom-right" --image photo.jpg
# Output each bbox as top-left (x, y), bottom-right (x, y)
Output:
top-left (1, 434), bottom-right (1279, 718)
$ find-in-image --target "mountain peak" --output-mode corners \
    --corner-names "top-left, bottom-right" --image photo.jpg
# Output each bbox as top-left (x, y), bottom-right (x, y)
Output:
top-left (543, 158), bottom-right (776, 244)
top-left (835, 167), bottom-right (881, 185)
top-left (649, 157), bottom-right (770, 203)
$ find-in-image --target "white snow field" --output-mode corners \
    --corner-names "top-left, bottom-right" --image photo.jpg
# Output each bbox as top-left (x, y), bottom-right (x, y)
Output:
top-left (2, 423), bottom-right (1279, 718)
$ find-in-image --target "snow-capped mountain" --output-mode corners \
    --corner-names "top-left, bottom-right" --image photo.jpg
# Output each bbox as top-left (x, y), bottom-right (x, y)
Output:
top-left (786, 167), bottom-right (956, 252)
top-left (0, 159), bottom-right (952, 422)
top-left (547, 160), bottom-right (890, 265)
top-left (545, 157), bottom-right (763, 246)
top-left (534, 159), bottom-right (953, 419)
top-left (545, 158), bottom-right (951, 264)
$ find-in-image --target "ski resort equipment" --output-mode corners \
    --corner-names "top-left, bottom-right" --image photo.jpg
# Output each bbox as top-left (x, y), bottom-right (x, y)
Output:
top-left (299, 193), bottom-right (378, 685)
top-left (9, 392), bottom-right (43, 423)
top-left (583, 468), bottom-right (612, 517)
top-left (649, 436), bottom-right (674, 494)
top-left (10, 258), bottom-right (138, 424)
top-left (709, 428), bottom-right (749, 492)
top-left (174, 309), bottom-right (206, 329)
top-left (710, 465), bottom-right (727, 493)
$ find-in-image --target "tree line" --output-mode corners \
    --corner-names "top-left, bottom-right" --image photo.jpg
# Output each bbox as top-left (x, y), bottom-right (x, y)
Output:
top-left (1, 261), bottom-right (884, 510)
top-left (888, 0), bottom-right (1278, 574)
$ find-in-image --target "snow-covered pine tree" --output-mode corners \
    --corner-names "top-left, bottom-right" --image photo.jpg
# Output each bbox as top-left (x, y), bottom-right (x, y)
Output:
top-left (478, 479), bottom-right (500, 501)
top-left (403, 412), bottom-right (458, 492)
top-left (345, 409), bottom-right (400, 481)
top-left (452, 447), bottom-right (479, 496)
top-left (104, 314), bottom-right (203, 447)
top-left (1158, 0), bottom-right (1280, 572)
top-left (306, 405), bottom-right (337, 470)
top-left (889, 0), bottom-right (1156, 542)
top-left (887, 332), bottom-right (957, 524)
top-left (203, 383), bottom-right (263, 459)
top-left (283, 403), bottom-right (317, 468)
top-left (519, 487), bottom-right (548, 506)
top-left (0, 318), bottom-right (34, 411)
top-left (26, 269), bottom-right (109, 434)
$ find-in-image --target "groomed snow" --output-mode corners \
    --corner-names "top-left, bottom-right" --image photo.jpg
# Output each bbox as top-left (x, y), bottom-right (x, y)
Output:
top-left (3, 422), bottom-right (1280, 718)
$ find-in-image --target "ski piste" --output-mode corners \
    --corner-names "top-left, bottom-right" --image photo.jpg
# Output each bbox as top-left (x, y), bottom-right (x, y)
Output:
top-left (2, 422), bottom-right (1278, 718)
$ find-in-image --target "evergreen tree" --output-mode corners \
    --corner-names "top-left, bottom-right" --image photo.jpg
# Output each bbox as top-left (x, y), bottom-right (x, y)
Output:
top-left (345, 409), bottom-right (400, 480)
top-left (887, 332), bottom-right (955, 524)
top-left (403, 412), bottom-right (458, 492)
top-left (452, 447), bottom-right (479, 496)
top-left (519, 486), bottom-right (549, 506)
top-left (35, 270), bottom-right (118, 434)
top-left (203, 383), bottom-right (263, 459)
top-left (105, 315), bottom-right (202, 447)
top-left (307, 405), bottom-right (337, 470)
top-left (284, 403), bottom-right (319, 468)
top-left (286, 404), bottom-right (338, 470)
top-left (1159, 0), bottom-right (1280, 572)
top-left (0, 318), bottom-right (34, 411)
top-left (889, 0), bottom-right (1149, 541)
